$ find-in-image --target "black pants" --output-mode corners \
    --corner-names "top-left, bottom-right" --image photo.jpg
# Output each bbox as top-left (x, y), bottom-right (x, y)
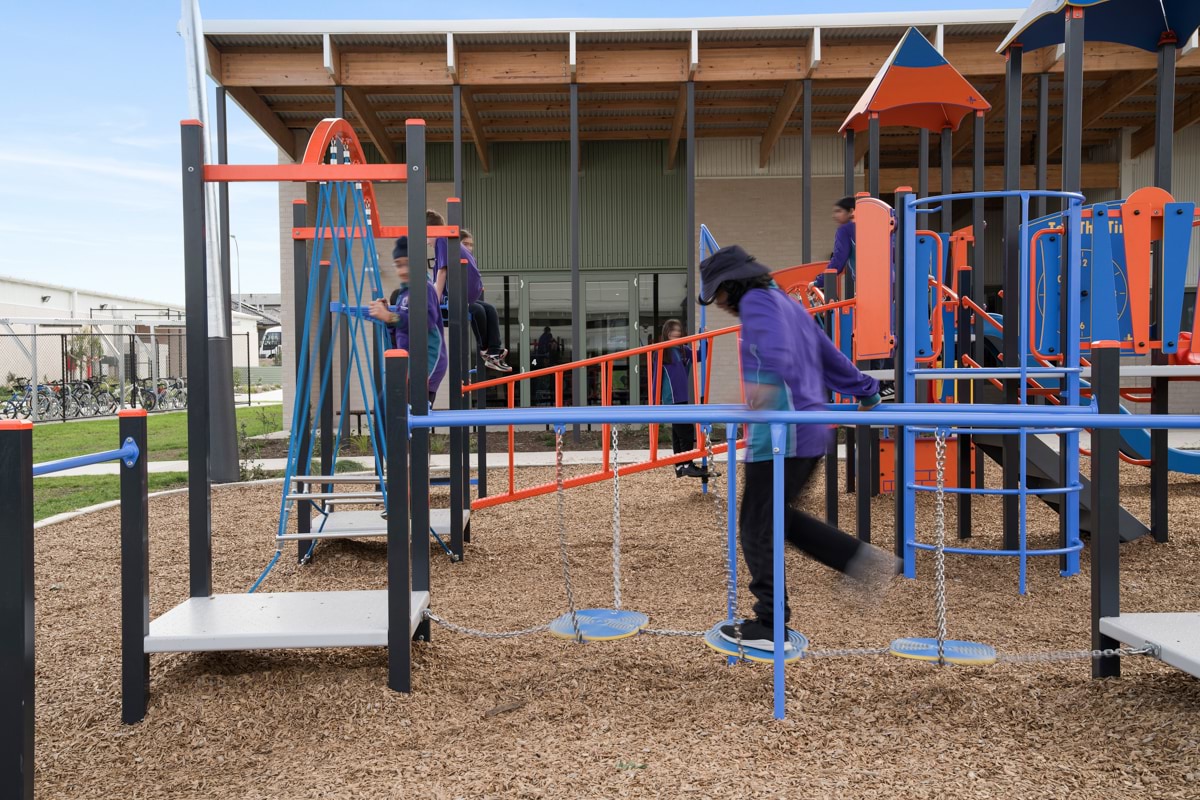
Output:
top-left (671, 402), bottom-right (695, 472)
top-left (468, 301), bottom-right (502, 355)
top-left (740, 457), bottom-right (863, 625)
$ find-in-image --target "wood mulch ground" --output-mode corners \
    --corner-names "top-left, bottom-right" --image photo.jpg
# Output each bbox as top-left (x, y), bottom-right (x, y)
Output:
top-left (34, 460), bottom-right (1200, 799)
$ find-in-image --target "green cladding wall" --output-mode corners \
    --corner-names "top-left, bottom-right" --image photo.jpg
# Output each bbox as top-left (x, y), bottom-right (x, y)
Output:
top-left (462, 140), bottom-right (687, 273)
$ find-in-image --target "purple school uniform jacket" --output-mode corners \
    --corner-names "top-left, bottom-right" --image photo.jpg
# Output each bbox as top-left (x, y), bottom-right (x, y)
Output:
top-left (388, 282), bottom-right (448, 396)
top-left (739, 285), bottom-right (878, 461)
top-left (432, 238), bottom-right (484, 304)
top-left (651, 345), bottom-right (692, 405)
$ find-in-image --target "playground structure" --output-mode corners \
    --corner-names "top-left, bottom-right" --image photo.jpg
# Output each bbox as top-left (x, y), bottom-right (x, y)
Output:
top-left (13, 6), bottom-right (1200, 797)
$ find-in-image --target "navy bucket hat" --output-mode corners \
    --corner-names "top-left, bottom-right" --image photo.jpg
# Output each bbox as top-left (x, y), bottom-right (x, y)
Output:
top-left (698, 245), bottom-right (770, 305)
top-left (392, 236), bottom-right (409, 259)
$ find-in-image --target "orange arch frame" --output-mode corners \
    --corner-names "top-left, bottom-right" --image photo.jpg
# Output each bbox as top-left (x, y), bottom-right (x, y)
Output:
top-left (302, 118), bottom-right (386, 239)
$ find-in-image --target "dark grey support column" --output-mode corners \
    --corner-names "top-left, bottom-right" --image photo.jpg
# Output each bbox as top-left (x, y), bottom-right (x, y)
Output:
top-left (181, 121), bottom-right (212, 597)
top-left (971, 109), bottom-right (986, 502)
top-left (1091, 344), bottom-right (1121, 677)
top-left (119, 411), bottom-right (150, 724)
top-left (293, 203), bottom-right (313, 563)
top-left (843, 131), bottom-right (856, 495)
top-left (453, 85), bottom-right (464, 199)
top-left (960, 111), bottom-right (986, 540)
top-left (406, 120), bottom-right (432, 599)
top-left (570, 84), bottom-right (583, 441)
top-left (446, 198), bottom-right (466, 559)
top-left (209, 88), bottom-right (239, 484)
top-left (918, 129), bottom-right (929, 198)
top-left (386, 352), bottom-right (414, 691)
top-left (0, 421), bottom-right (34, 799)
top-left (686, 80), bottom-right (697, 336)
top-left (454, 85), bottom-right (485, 498)
top-left (1001, 46), bottom-right (1023, 551)
top-left (334, 87), bottom-right (351, 445)
top-left (940, 127), bottom-right (953, 231)
top-left (802, 78), bottom-right (812, 263)
top-left (1150, 35), bottom-right (1178, 545)
top-left (319, 262), bottom-right (334, 498)
top-left (1036, 74), bottom-right (1049, 219)
top-left (868, 114), bottom-right (880, 197)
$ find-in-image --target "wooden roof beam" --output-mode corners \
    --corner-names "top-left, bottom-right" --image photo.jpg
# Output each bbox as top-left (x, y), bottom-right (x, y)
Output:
top-left (225, 87), bottom-right (299, 161)
top-left (1131, 91), bottom-right (1200, 157)
top-left (344, 87), bottom-right (395, 163)
top-left (460, 90), bottom-right (491, 172)
top-left (666, 88), bottom-right (688, 170)
top-left (759, 80), bottom-right (803, 168)
top-left (1044, 69), bottom-right (1155, 158)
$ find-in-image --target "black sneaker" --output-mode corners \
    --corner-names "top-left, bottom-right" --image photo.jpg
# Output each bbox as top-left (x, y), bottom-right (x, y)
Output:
top-left (676, 463), bottom-right (711, 479)
top-left (879, 383), bottom-right (896, 402)
top-left (718, 619), bottom-right (795, 652)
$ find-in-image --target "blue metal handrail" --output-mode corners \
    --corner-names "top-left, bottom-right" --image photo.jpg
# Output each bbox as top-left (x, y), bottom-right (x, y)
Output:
top-left (32, 438), bottom-right (140, 477)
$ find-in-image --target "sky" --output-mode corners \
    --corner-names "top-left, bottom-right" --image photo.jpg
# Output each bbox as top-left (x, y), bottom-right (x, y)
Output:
top-left (1, 0), bottom-right (1025, 306)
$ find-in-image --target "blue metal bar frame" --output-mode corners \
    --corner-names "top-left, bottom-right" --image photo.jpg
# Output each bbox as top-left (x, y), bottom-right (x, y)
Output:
top-left (32, 439), bottom-right (140, 477)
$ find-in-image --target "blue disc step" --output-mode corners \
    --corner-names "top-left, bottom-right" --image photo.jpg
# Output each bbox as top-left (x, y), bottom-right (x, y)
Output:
top-left (548, 609), bottom-right (649, 641)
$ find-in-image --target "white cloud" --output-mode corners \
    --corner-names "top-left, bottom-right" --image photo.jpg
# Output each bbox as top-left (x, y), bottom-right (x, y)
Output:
top-left (0, 151), bottom-right (178, 187)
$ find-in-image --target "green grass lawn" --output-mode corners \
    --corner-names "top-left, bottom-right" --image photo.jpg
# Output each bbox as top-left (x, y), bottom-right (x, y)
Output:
top-left (32, 405), bottom-right (282, 463)
top-left (34, 472), bottom-right (190, 521)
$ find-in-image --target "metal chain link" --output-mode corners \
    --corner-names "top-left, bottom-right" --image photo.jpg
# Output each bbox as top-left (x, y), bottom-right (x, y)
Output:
top-left (556, 428), bottom-right (582, 642)
top-left (423, 610), bottom-right (550, 640)
top-left (611, 424), bottom-right (622, 610)
top-left (706, 429), bottom-right (737, 632)
top-left (933, 427), bottom-right (950, 667)
top-left (997, 646), bottom-right (1155, 664)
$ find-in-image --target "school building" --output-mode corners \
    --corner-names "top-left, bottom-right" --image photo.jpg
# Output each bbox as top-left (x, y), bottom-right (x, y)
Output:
top-left (198, 9), bottom-right (1200, 411)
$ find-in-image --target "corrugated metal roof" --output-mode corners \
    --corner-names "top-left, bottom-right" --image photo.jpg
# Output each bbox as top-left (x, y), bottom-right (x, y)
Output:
top-left (474, 92), bottom-right (569, 102)
top-left (575, 30), bottom-right (691, 44)
top-left (699, 28), bottom-right (809, 42)
top-left (262, 94), bottom-right (334, 105)
top-left (207, 33), bottom-right (321, 48)
top-left (454, 32), bottom-right (569, 45)
top-left (367, 94), bottom-right (452, 104)
top-left (331, 33), bottom-right (444, 47)
top-left (697, 89), bottom-right (781, 100)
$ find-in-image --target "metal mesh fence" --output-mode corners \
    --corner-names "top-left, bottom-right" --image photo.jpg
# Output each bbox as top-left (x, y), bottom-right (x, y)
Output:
top-left (0, 329), bottom-right (254, 422)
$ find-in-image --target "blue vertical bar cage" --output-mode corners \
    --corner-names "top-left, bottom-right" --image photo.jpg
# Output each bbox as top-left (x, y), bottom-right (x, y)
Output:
top-left (900, 189), bottom-right (1087, 594)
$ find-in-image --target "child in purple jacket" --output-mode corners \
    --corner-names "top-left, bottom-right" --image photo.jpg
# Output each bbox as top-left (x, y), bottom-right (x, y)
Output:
top-left (368, 236), bottom-right (447, 405)
top-left (698, 244), bottom-right (896, 651)
top-left (652, 319), bottom-right (709, 479)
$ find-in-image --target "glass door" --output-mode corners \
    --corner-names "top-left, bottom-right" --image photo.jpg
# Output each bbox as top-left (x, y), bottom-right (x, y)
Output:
top-left (585, 279), bottom-right (633, 405)
top-left (524, 280), bottom-right (574, 407)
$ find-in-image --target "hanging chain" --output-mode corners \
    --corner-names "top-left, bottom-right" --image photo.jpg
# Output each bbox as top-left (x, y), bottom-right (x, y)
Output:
top-left (556, 427), bottom-right (582, 642)
top-left (707, 428), bottom-right (737, 627)
top-left (997, 645), bottom-right (1156, 664)
top-left (423, 610), bottom-right (550, 639)
top-left (933, 427), bottom-right (950, 667)
top-left (611, 424), bottom-right (622, 610)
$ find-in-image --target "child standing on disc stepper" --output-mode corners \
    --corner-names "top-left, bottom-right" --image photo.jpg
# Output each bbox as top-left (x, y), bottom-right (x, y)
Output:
top-left (652, 318), bottom-right (709, 479)
top-left (698, 245), bottom-right (896, 651)
top-left (368, 236), bottom-right (448, 405)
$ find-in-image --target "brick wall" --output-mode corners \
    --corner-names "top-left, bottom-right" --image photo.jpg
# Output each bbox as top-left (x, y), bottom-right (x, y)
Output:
top-left (694, 175), bottom-right (846, 404)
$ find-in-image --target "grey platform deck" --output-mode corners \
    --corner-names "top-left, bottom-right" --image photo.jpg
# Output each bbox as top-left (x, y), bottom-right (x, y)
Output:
top-left (277, 508), bottom-right (468, 542)
top-left (1099, 612), bottom-right (1200, 677)
top-left (144, 589), bottom-right (429, 653)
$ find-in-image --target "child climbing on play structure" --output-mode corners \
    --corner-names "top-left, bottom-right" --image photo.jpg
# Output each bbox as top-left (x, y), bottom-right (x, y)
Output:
top-left (426, 210), bottom-right (510, 372)
top-left (368, 236), bottom-right (448, 405)
top-left (652, 318), bottom-right (709, 479)
top-left (698, 244), bottom-right (896, 651)
top-left (826, 195), bottom-right (856, 286)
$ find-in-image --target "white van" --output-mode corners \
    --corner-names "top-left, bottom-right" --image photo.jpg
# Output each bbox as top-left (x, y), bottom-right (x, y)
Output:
top-left (259, 326), bottom-right (282, 360)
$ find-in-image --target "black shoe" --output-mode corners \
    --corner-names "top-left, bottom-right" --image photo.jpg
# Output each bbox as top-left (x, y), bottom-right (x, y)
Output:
top-left (676, 463), bottom-right (711, 479)
top-left (718, 619), bottom-right (795, 652)
top-left (879, 383), bottom-right (896, 402)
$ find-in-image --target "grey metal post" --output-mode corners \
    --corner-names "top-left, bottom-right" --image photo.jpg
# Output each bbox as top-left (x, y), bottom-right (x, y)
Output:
top-left (29, 333), bottom-right (38, 422)
top-left (843, 131), bottom-right (856, 495)
top-left (446, 198), bottom-right (466, 559)
top-left (1091, 344), bottom-right (1121, 677)
top-left (802, 78), bottom-right (812, 263)
top-left (208, 90), bottom-right (238, 485)
top-left (453, 84), bottom-right (484, 497)
top-left (406, 120), bottom-right (432, 598)
top-left (292, 202), bottom-right (313, 563)
top-left (319, 262), bottom-right (334, 499)
top-left (453, 85), bottom-right (463, 199)
top-left (0, 420), bottom-right (34, 800)
top-left (918, 129), bottom-right (929, 198)
top-left (686, 80), bottom-right (696, 339)
top-left (181, 121), bottom-right (212, 597)
top-left (334, 87), bottom-right (351, 446)
top-left (386, 351), bottom-right (414, 691)
top-left (960, 111), bottom-right (987, 540)
top-left (570, 84), bottom-right (582, 441)
top-left (1062, 9), bottom-right (1084, 196)
top-left (868, 114), bottom-right (880, 197)
top-left (1036, 74), bottom-right (1049, 219)
top-left (119, 410), bottom-right (150, 724)
top-left (1150, 36), bottom-right (1178, 544)
top-left (940, 127), bottom-right (953, 232)
top-left (1001, 46), bottom-right (1023, 551)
